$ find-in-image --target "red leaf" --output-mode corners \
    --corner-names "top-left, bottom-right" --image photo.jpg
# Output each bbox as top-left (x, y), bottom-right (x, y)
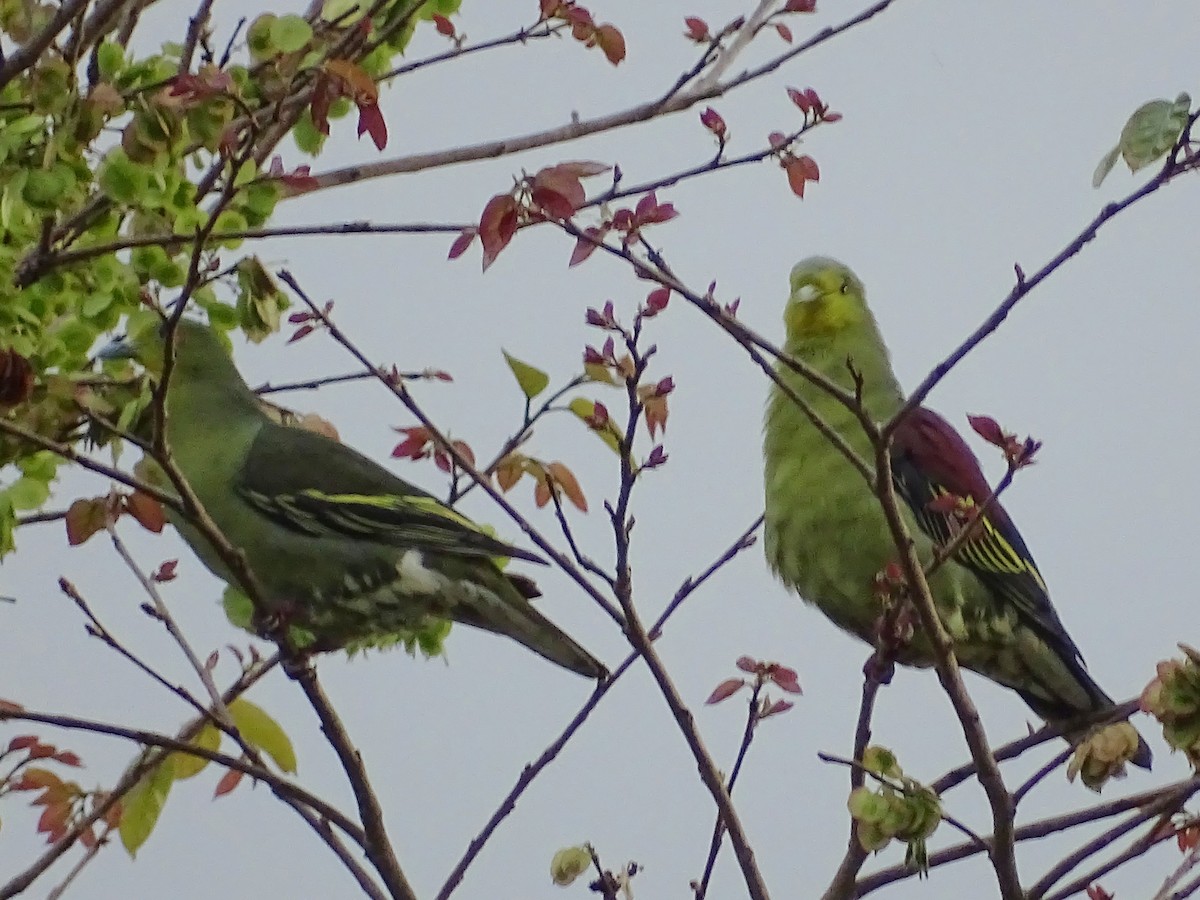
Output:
top-left (153, 559), bottom-right (179, 583)
top-left (735, 655), bottom-right (758, 673)
top-left (391, 426), bottom-right (431, 460)
top-left (288, 323), bottom-right (315, 344)
top-left (477, 193), bottom-right (519, 271)
top-left (547, 461), bottom-right (588, 512)
top-left (554, 160), bottom-right (612, 178)
top-left (125, 491), bottom-right (165, 534)
top-left (7, 735), bottom-right (38, 752)
top-left (356, 101), bottom-right (388, 150)
top-left (700, 107), bottom-right (726, 139)
top-left (1085, 886), bottom-right (1113, 900)
top-left (214, 767), bottom-right (244, 798)
top-left (531, 187), bottom-right (577, 220)
top-left (447, 228), bottom-right (476, 260)
top-left (432, 13), bottom-right (455, 36)
top-left (52, 750), bottom-right (83, 767)
top-left (760, 698), bottom-right (794, 719)
top-left (774, 23), bottom-right (793, 43)
top-left (769, 665), bottom-right (803, 694)
top-left (706, 678), bottom-right (745, 704)
top-left (683, 16), bottom-right (710, 41)
top-left (569, 227), bottom-right (605, 267)
top-left (65, 497), bottom-right (109, 546)
top-left (787, 86), bottom-right (811, 113)
top-left (784, 158), bottom-right (809, 198)
top-left (784, 0), bottom-right (817, 10)
top-left (594, 24), bottom-right (626, 64)
top-left (643, 444), bottom-right (668, 469)
top-left (967, 414), bottom-right (1006, 448)
top-left (643, 287), bottom-right (670, 316)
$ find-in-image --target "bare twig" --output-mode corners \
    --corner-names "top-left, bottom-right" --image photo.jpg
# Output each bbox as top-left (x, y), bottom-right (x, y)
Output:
top-left (0, 655), bottom-right (279, 900)
top-left (695, 681), bottom-right (765, 899)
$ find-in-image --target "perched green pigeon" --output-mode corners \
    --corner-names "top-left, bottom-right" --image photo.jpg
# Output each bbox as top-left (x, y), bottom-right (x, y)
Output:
top-left (105, 318), bottom-right (606, 679)
top-left (763, 257), bottom-right (1150, 766)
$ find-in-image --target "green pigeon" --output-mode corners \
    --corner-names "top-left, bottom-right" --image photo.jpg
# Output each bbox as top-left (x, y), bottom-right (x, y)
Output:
top-left (762, 256), bottom-right (1150, 766)
top-left (105, 318), bottom-right (606, 678)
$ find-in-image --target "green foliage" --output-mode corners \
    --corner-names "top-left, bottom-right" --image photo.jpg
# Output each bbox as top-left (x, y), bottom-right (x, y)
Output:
top-left (846, 746), bottom-right (941, 875)
top-left (0, 2), bottom-right (450, 560)
top-left (503, 350), bottom-right (550, 399)
top-left (228, 698), bottom-right (297, 773)
top-left (1094, 92), bottom-right (1193, 187)
top-left (119, 758), bottom-right (174, 856)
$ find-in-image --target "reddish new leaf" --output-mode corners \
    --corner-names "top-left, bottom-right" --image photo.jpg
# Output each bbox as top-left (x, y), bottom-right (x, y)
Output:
top-left (153, 559), bottom-right (179, 582)
top-left (432, 13), bottom-right (455, 36)
top-left (684, 16), bottom-right (710, 41)
top-left (478, 193), bottom-right (519, 271)
top-left (735, 655), bottom-right (758, 673)
top-left (706, 678), bottom-right (745, 704)
top-left (547, 461), bottom-right (588, 512)
top-left (643, 444), bottom-right (668, 469)
top-left (356, 101), bottom-right (388, 151)
top-left (495, 455), bottom-right (526, 492)
top-left (448, 228), bottom-right (477, 260)
top-left (784, 154), bottom-right (819, 198)
top-left (774, 23), bottom-right (793, 43)
top-left (759, 698), bottom-right (794, 719)
top-left (787, 86), bottom-right (812, 113)
top-left (125, 491), bottom-right (165, 534)
top-left (700, 107), bottom-right (727, 141)
top-left (643, 287), bottom-right (670, 316)
top-left (594, 24), bottom-right (626, 64)
top-left (768, 665), bottom-right (803, 694)
top-left (213, 767), bottom-right (244, 798)
top-left (967, 414), bottom-right (1006, 448)
top-left (784, 0), bottom-right (817, 10)
top-left (569, 226), bottom-right (606, 267)
top-left (65, 497), bottom-right (109, 546)
top-left (391, 426), bottom-right (432, 460)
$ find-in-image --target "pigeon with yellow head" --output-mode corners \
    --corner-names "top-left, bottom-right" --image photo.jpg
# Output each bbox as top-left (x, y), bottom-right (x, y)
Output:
top-left (762, 257), bottom-right (1150, 768)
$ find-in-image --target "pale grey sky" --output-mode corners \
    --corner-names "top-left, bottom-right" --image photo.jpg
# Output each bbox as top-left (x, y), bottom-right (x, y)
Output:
top-left (4, 2), bottom-right (1199, 898)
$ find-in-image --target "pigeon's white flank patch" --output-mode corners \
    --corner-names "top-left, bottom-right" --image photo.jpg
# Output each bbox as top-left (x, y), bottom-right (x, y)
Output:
top-left (395, 549), bottom-right (443, 595)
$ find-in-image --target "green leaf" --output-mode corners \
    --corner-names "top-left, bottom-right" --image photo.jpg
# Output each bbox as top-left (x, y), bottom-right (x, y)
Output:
top-left (550, 845), bottom-right (592, 886)
top-left (1120, 92), bottom-right (1191, 173)
top-left (228, 698), bottom-right (297, 774)
top-left (171, 722), bottom-right (220, 780)
top-left (270, 15), bottom-right (314, 54)
top-left (120, 759), bottom-right (174, 856)
top-left (568, 397), bottom-right (623, 455)
top-left (1091, 144), bottom-right (1121, 188)
top-left (0, 495), bottom-right (15, 558)
top-left (502, 350), bottom-right (549, 399)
